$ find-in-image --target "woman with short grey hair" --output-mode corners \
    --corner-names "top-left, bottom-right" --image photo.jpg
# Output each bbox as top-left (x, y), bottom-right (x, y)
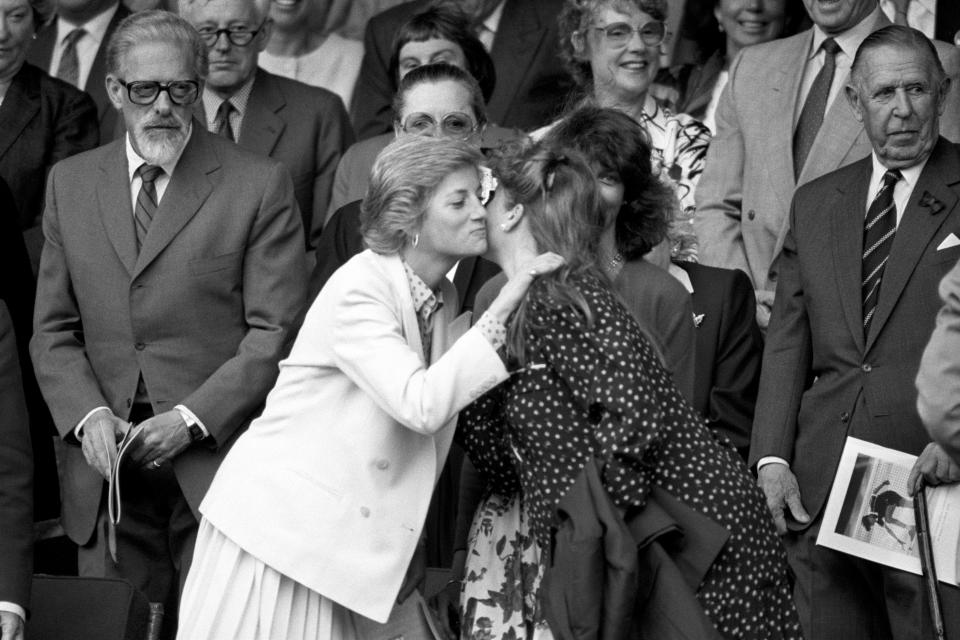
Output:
top-left (177, 135), bottom-right (563, 640)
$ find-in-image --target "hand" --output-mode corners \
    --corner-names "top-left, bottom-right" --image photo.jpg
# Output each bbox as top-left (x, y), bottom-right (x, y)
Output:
top-left (430, 549), bottom-right (466, 640)
top-left (397, 540), bottom-right (427, 605)
top-left (757, 463), bottom-right (810, 535)
top-left (755, 290), bottom-right (775, 330)
top-left (80, 408), bottom-right (129, 479)
top-left (0, 611), bottom-right (24, 640)
top-left (487, 252), bottom-right (566, 324)
top-left (126, 410), bottom-right (192, 469)
top-left (908, 443), bottom-right (960, 495)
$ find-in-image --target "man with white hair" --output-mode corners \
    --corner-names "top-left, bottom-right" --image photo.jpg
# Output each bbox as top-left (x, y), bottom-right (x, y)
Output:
top-left (30, 10), bottom-right (307, 637)
top-left (179, 0), bottom-right (354, 257)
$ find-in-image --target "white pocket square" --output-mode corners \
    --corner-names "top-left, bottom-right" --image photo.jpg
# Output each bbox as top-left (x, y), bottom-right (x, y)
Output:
top-left (938, 234), bottom-right (960, 250)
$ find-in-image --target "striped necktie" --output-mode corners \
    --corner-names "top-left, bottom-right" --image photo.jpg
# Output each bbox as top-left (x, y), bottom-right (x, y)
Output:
top-left (56, 28), bottom-right (86, 88)
top-left (134, 164), bottom-right (164, 251)
top-left (862, 169), bottom-right (902, 334)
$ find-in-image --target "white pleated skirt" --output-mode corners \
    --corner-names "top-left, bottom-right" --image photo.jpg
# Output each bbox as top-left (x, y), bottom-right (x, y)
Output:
top-left (177, 518), bottom-right (359, 640)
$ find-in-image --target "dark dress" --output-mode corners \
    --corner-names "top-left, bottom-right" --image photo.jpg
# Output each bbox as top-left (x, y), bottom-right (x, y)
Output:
top-left (461, 274), bottom-right (800, 639)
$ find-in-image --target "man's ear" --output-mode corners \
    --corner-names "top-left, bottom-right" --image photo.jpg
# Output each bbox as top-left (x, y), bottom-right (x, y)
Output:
top-left (106, 74), bottom-right (125, 111)
top-left (937, 77), bottom-right (952, 116)
top-left (256, 18), bottom-right (273, 53)
top-left (844, 84), bottom-right (864, 123)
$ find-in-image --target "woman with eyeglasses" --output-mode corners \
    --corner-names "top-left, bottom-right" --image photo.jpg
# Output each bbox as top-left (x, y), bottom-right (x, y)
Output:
top-left (176, 134), bottom-right (563, 640)
top-left (542, 0), bottom-right (711, 261)
top-left (451, 141), bottom-right (800, 640)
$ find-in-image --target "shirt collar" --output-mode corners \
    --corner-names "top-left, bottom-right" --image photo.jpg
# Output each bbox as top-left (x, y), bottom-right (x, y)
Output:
top-left (482, 0), bottom-right (506, 34)
top-left (869, 151), bottom-right (929, 196)
top-left (403, 261), bottom-right (444, 318)
top-left (809, 5), bottom-right (883, 61)
top-left (56, 2), bottom-right (118, 47)
top-left (124, 123), bottom-right (192, 182)
top-left (201, 73), bottom-right (257, 126)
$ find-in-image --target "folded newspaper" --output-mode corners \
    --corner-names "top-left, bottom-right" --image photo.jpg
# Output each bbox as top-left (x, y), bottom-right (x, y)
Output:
top-left (818, 437), bottom-right (960, 584)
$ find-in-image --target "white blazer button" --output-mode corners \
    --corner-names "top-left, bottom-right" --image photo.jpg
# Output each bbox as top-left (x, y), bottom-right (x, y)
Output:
top-left (360, 506), bottom-right (370, 517)
top-left (376, 459), bottom-right (389, 470)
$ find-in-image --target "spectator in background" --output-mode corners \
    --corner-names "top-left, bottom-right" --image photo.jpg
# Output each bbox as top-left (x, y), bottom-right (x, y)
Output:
top-left (325, 6), bottom-right (502, 221)
top-left (257, 0), bottom-right (364, 110)
top-left (351, 0), bottom-right (572, 140)
top-left (180, 0), bottom-right (354, 258)
top-left (1, 0), bottom-right (99, 271)
top-left (30, 11), bottom-right (307, 637)
top-left (0, 299), bottom-right (32, 640)
top-left (878, 0), bottom-right (960, 44)
top-left (752, 26), bottom-right (960, 638)
top-left (693, 0), bottom-right (960, 329)
top-left (660, 0), bottom-right (807, 132)
top-left (27, 0), bottom-right (130, 143)
top-left (548, 0), bottom-right (712, 262)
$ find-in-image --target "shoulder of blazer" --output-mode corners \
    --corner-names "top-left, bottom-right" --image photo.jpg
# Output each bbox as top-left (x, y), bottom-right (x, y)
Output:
top-left (796, 153), bottom-right (872, 200)
top-left (253, 67), bottom-right (344, 115)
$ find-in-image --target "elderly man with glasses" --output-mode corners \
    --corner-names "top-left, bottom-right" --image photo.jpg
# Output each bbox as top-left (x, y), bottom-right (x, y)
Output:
top-left (179, 0), bottom-right (353, 260)
top-left (29, 10), bottom-right (307, 638)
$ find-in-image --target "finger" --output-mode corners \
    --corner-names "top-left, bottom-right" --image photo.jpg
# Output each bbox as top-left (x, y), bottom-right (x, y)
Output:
top-left (766, 502), bottom-right (787, 535)
top-left (785, 489), bottom-right (810, 523)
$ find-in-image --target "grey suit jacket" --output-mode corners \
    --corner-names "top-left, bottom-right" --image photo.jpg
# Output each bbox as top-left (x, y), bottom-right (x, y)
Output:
top-left (237, 68), bottom-right (354, 251)
top-left (694, 12), bottom-right (960, 310)
top-left (751, 138), bottom-right (960, 525)
top-left (30, 126), bottom-right (308, 544)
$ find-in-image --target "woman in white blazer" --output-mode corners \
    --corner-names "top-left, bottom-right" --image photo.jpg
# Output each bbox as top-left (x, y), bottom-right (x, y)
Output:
top-left (176, 135), bottom-right (562, 640)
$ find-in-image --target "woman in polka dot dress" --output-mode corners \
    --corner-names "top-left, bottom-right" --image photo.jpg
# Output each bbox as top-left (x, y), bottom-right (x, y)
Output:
top-left (453, 141), bottom-right (801, 640)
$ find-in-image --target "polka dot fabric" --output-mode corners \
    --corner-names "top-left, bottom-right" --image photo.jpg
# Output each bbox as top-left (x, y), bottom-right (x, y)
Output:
top-left (461, 274), bottom-right (802, 639)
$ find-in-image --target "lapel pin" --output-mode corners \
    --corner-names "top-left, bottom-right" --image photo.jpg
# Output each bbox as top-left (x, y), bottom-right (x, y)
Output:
top-left (919, 191), bottom-right (944, 215)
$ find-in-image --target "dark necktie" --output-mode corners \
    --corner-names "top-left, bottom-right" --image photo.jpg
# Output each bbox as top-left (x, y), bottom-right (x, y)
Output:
top-left (134, 164), bottom-right (164, 251)
top-left (216, 100), bottom-right (236, 142)
top-left (793, 38), bottom-right (841, 180)
top-left (862, 169), bottom-right (902, 334)
top-left (56, 27), bottom-right (86, 88)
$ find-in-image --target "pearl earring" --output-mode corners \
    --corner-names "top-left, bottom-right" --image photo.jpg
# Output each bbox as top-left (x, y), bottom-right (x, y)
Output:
top-left (413, 233), bottom-right (419, 247)
top-left (498, 223), bottom-right (508, 231)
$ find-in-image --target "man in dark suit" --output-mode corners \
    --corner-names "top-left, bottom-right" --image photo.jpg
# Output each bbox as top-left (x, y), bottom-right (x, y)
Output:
top-left (179, 0), bottom-right (354, 255)
top-left (0, 302), bottom-right (32, 640)
top-left (752, 26), bottom-right (960, 638)
top-left (27, 0), bottom-right (131, 144)
top-left (30, 11), bottom-right (307, 637)
top-left (350, 0), bottom-right (573, 140)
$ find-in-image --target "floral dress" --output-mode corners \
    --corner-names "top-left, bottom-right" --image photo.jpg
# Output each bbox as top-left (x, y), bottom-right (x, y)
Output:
top-left (458, 275), bottom-right (802, 640)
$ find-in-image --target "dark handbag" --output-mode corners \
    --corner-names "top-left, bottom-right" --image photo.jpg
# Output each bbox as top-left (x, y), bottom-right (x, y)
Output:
top-left (26, 575), bottom-right (158, 640)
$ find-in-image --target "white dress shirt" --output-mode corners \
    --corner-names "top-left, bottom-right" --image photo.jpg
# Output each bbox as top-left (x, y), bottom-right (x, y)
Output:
top-left (48, 3), bottom-right (118, 89)
top-left (201, 75), bottom-right (255, 141)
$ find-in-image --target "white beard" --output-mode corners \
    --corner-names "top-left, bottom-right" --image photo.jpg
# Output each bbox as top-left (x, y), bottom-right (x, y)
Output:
top-left (133, 122), bottom-right (190, 166)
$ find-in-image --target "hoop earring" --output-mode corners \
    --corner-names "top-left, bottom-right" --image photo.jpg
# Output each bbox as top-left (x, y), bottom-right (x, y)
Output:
top-left (413, 233), bottom-right (419, 247)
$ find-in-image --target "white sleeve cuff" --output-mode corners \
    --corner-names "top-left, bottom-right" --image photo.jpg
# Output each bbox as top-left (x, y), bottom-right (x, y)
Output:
top-left (174, 405), bottom-right (209, 438)
top-left (757, 456), bottom-right (790, 470)
top-left (0, 601), bottom-right (26, 621)
top-left (74, 406), bottom-right (112, 440)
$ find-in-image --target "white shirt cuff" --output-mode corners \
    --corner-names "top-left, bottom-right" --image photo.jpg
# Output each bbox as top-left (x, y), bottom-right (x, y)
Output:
top-left (175, 405), bottom-right (209, 438)
top-left (758, 456), bottom-right (789, 470)
top-left (0, 601), bottom-right (26, 621)
top-left (74, 406), bottom-right (112, 440)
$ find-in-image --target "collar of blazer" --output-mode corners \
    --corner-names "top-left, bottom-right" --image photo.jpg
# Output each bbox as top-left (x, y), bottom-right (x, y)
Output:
top-left (97, 124), bottom-right (219, 278)
top-left (829, 139), bottom-right (960, 349)
top-left (0, 64), bottom-right (41, 160)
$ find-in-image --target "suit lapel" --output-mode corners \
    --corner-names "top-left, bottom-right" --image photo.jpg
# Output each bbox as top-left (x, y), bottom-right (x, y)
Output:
top-left (767, 32), bottom-right (809, 219)
top-left (831, 159), bottom-right (872, 351)
top-left (133, 126), bottom-right (216, 278)
top-left (238, 70), bottom-right (285, 157)
top-left (797, 77), bottom-right (864, 186)
top-left (97, 140), bottom-right (138, 275)
top-left (0, 66), bottom-right (39, 160)
top-left (383, 253), bottom-right (424, 361)
top-left (487, 0), bottom-right (546, 123)
top-left (866, 140), bottom-right (960, 351)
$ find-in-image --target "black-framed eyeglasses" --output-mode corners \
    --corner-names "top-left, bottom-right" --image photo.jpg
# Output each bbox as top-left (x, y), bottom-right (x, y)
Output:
top-left (196, 20), bottom-right (267, 47)
top-left (118, 79), bottom-right (201, 106)
top-left (400, 111), bottom-right (479, 140)
top-left (591, 21), bottom-right (667, 48)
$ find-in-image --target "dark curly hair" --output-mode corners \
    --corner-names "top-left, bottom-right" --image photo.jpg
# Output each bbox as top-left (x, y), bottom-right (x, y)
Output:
top-left (558, 0), bottom-right (669, 91)
top-left (543, 106), bottom-right (675, 260)
top-left (387, 5), bottom-right (497, 104)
